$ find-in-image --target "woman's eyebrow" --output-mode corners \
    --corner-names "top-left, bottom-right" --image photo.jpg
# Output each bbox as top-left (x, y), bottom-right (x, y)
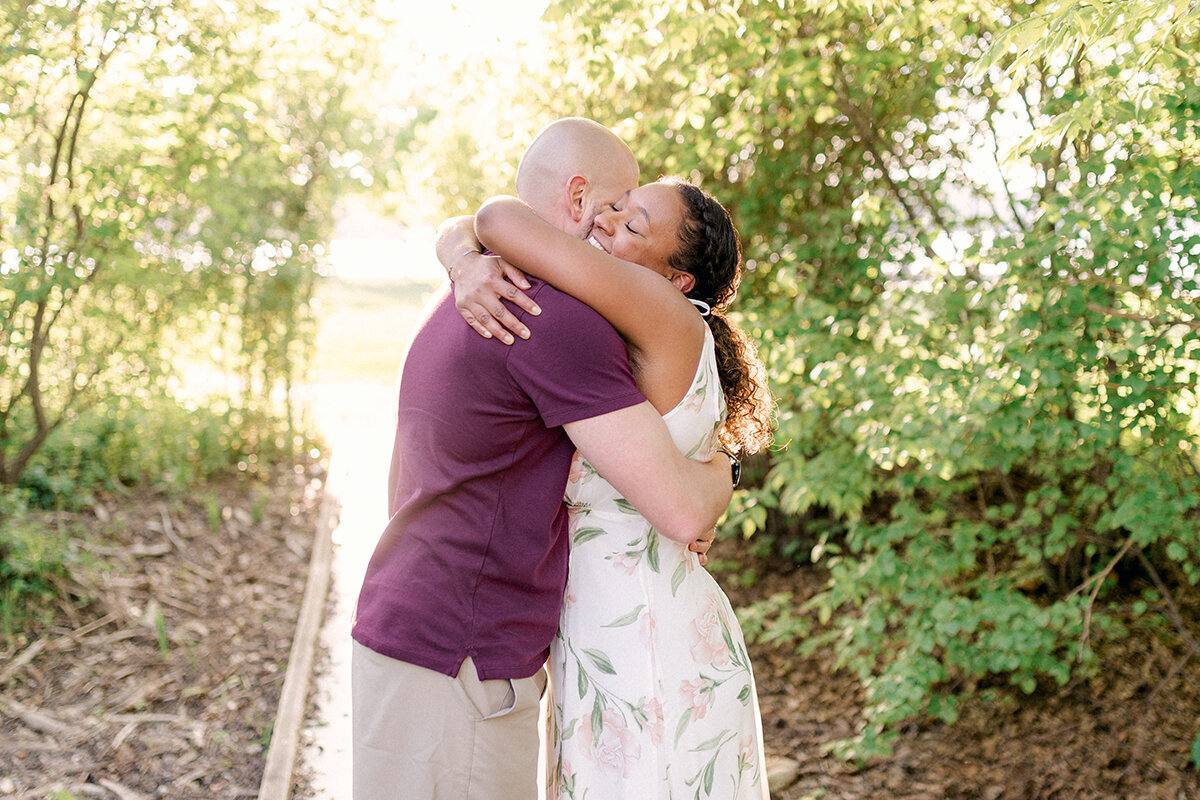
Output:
top-left (626, 192), bottom-right (650, 226)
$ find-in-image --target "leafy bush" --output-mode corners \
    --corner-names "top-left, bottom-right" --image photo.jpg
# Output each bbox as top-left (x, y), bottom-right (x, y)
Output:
top-left (493, 0), bottom-right (1200, 758)
top-left (17, 393), bottom-right (319, 510)
top-left (0, 490), bottom-right (73, 641)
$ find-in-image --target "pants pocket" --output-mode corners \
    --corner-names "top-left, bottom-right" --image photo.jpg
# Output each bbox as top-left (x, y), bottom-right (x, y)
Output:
top-left (456, 657), bottom-right (517, 720)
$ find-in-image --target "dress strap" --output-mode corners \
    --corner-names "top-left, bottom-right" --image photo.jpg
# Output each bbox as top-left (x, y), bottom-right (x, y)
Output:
top-left (688, 298), bottom-right (712, 318)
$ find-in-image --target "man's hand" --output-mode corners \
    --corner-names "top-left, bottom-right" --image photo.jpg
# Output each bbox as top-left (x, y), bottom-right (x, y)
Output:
top-left (450, 251), bottom-right (540, 345)
top-left (688, 528), bottom-right (717, 568)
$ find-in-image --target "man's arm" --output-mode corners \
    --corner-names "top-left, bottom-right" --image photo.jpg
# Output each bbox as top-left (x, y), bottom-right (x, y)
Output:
top-left (563, 401), bottom-right (733, 544)
top-left (434, 215), bottom-right (538, 344)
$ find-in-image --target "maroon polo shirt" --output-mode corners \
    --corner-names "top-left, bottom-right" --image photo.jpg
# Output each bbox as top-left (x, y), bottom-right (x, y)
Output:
top-left (351, 279), bottom-right (644, 680)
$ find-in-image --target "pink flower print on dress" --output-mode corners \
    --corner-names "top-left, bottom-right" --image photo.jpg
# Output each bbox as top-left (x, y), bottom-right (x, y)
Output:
top-left (612, 553), bottom-right (640, 575)
top-left (583, 708), bottom-right (642, 778)
top-left (640, 697), bottom-right (664, 746)
top-left (680, 390), bottom-right (704, 415)
top-left (688, 596), bottom-right (731, 667)
top-left (639, 608), bottom-right (657, 649)
top-left (552, 761), bottom-right (574, 799)
top-left (738, 736), bottom-right (755, 771)
top-left (567, 453), bottom-right (587, 486)
top-left (680, 678), bottom-right (712, 720)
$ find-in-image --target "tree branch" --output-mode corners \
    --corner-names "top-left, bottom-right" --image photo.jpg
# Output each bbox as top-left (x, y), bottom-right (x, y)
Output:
top-left (1086, 302), bottom-right (1200, 330)
top-left (1136, 549), bottom-right (1200, 663)
top-left (1071, 535), bottom-right (1134, 654)
top-left (981, 93), bottom-right (1032, 233)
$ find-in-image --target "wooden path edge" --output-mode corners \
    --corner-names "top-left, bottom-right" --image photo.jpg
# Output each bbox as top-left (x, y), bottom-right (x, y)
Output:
top-left (257, 476), bottom-right (340, 800)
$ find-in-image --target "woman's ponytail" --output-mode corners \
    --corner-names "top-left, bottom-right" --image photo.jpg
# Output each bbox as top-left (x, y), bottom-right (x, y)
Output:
top-left (664, 176), bottom-right (774, 454)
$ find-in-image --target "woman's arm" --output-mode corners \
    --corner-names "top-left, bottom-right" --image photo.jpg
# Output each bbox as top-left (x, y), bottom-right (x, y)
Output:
top-left (434, 215), bottom-right (539, 344)
top-left (475, 196), bottom-right (705, 410)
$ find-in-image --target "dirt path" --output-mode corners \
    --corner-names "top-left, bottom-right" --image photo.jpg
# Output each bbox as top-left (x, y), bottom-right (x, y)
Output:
top-left (294, 379), bottom-right (398, 799)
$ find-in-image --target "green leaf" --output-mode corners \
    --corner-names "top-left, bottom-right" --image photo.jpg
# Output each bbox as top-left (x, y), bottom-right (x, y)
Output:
top-left (690, 731), bottom-right (731, 752)
top-left (573, 527), bottom-right (606, 545)
top-left (674, 707), bottom-right (692, 746)
top-left (591, 694), bottom-right (604, 741)
top-left (583, 648), bottom-right (617, 675)
top-left (671, 561), bottom-right (688, 596)
top-left (602, 605), bottom-right (645, 628)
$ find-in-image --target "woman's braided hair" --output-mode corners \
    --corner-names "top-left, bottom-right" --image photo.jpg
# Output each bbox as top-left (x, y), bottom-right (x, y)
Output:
top-left (662, 176), bottom-right (774, 454)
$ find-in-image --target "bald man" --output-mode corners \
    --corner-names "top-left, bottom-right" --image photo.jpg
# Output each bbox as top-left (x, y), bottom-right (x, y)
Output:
top-left (350, 119), bottom-right (734, 800)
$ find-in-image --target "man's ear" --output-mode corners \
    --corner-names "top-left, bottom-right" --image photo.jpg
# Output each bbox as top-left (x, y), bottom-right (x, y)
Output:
top-left (566, 175), bottom-right (588, 223)
top-left (670, 271), bottom-right (696, 293)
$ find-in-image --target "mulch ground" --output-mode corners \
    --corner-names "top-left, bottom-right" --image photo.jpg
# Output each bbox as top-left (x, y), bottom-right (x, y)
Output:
top-left (0, 465), bottom-right (323, 799)
top-left (2, 465), bottom-right (1199, 799)
top-left (718, 535), bottom-right (1200, 800)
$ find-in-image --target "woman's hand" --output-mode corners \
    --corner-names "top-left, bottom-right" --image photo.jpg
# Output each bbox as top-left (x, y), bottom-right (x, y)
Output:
top-left (688, 528), bottom-right (717, 567)
top-left (448, 251), bottom-right (540, 344)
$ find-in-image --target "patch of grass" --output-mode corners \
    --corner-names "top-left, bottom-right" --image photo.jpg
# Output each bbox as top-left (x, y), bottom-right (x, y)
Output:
top-left (0, 490), bottom-right (73, 643)
top-left (18, 393), bottom-right (315, 511)
top-left (205, 495), bottom-right (222, 534)
top-left (257, 719), bottom-right (275, 750)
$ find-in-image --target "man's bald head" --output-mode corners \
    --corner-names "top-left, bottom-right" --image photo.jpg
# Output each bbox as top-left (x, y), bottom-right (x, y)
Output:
top-left (514, 117), bottom-right (639, 239)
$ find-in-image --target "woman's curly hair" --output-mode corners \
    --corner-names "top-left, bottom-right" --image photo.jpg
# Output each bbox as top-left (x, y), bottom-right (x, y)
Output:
top-left (662, 176), bottom-right (774, 454)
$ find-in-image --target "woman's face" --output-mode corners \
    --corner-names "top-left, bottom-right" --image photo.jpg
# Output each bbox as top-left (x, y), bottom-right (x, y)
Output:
top-left (587, 182), bottom-right (684, 278)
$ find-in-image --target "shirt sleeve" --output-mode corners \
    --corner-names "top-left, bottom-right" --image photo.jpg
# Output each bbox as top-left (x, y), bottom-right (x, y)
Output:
top-left (506, 284), bottom-right (645, 428)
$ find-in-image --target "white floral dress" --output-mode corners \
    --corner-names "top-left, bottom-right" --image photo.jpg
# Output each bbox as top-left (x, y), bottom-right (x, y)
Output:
top-left (546, 325), bottom-right (769, 800)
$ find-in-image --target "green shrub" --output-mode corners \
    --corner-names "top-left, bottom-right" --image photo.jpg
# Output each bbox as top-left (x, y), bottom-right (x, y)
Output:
top-left (0, 490), bottom-right (73, 640)
top-left (17, 394), bottom-right (319, 509)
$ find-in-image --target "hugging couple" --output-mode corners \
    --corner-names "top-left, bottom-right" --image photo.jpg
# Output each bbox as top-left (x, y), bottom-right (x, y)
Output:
top-left (351, 117), bottom-right (775, 799)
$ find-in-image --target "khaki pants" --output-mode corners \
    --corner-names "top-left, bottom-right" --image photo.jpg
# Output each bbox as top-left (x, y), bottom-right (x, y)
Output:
top-left (352, 641), bottom-right (546, 800)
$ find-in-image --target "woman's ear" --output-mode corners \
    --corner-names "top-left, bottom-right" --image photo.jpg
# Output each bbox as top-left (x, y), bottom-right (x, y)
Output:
top-left (670, 271), bottom-right (696, 293)
top-left (566, 175), bottom-right (588, 223)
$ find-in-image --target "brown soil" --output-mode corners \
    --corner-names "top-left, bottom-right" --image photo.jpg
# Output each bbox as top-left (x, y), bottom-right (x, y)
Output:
top-left (0, 465), bottom-right (324, 799)
top-left (717, 536), bottom-right (1200, 800)
top-left (3, 466), bottom-right (1198, 800)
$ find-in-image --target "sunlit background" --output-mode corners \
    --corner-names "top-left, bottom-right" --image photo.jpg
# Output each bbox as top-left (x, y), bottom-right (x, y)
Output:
top-left (329, 0), bottom-right (550, 282)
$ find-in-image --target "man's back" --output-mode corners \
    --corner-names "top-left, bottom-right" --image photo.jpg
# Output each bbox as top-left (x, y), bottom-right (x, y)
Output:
top-left (351, 279), bottom-right (644, 681)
